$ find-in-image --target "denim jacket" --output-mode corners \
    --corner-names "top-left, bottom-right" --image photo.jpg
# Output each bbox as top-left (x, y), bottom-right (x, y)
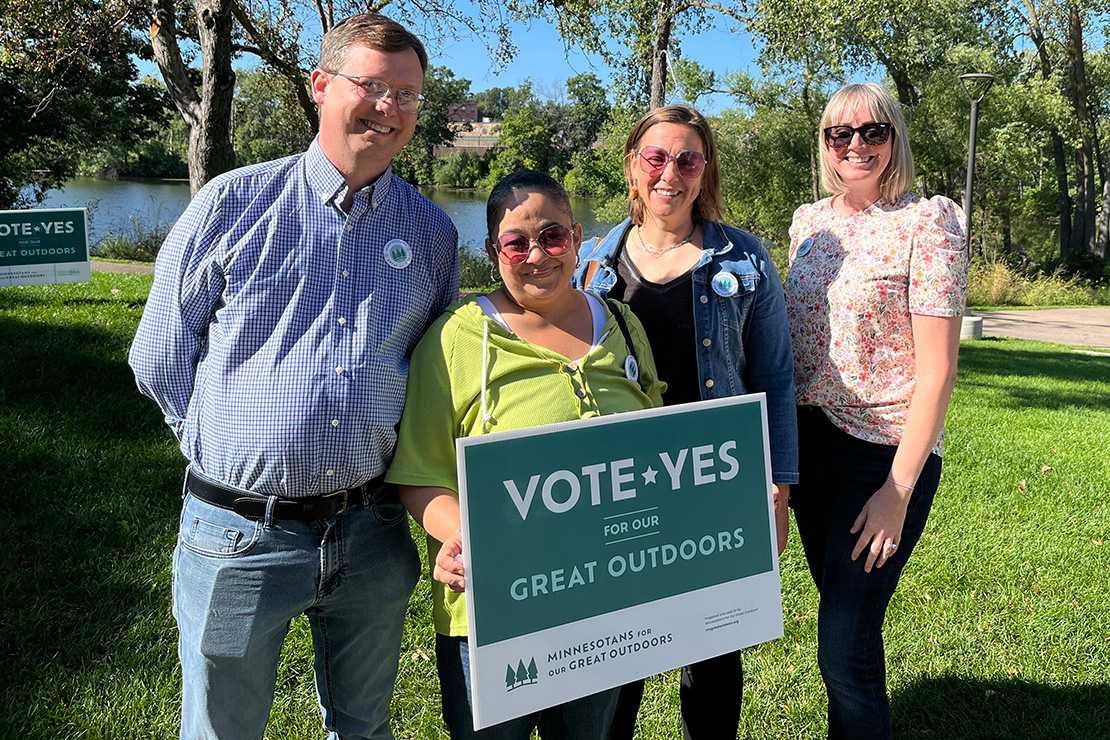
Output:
top-left (574, 218), bottom-right (799, 485)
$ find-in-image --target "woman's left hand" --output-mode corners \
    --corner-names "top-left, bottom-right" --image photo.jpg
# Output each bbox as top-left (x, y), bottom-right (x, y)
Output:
top-left (850, 479), bottom-right (910, 573)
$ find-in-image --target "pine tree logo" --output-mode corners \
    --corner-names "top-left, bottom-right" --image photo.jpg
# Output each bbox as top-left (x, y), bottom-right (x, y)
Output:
top-left (505, 656), bottom-right (539, 691)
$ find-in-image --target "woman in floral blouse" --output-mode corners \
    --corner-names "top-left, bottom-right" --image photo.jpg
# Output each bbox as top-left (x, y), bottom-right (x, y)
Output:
top-left (785, 82), bottom-right (968, 739)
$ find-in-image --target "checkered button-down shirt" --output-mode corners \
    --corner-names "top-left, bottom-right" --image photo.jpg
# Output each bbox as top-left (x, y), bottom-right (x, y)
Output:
top-left (129, 140), bottom-right (459, 497)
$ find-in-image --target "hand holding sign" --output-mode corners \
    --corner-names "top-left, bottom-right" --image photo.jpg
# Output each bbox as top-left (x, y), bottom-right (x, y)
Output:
top-left (435, 531), bottom-right (467, 592)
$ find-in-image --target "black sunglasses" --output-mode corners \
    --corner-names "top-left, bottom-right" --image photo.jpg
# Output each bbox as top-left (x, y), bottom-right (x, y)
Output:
top-left (823, 122), bottom-right (892, 149)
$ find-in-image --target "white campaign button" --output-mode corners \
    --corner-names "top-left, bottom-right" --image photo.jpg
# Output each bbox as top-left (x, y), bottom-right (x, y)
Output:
top-left (383, 239), bottom-right (412, 269)
top-left (625, 355), bottom-right (640, 382)
top-left (712, 271), bottom-right (739, 297)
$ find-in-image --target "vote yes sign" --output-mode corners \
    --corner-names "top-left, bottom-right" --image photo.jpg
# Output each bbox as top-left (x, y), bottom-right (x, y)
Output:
top-left (457, 394), bottom-right (784, 729)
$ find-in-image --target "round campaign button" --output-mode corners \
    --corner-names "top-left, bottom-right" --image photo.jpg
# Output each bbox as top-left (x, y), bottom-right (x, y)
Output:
top-left (712, 271), bottom-right (739, 297)
top-left (797, 236), bottom-right (813, 257)
top-left (383, 239), bottom-right (412, 269)
top-left (625, 355), bottom-right (640, 383)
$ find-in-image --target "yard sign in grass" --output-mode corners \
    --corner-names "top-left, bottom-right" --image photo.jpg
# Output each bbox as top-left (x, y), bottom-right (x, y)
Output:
top-left (0, 208), bottom-right (89, 287)
top-left (457, 394), bottom-right (784, 729)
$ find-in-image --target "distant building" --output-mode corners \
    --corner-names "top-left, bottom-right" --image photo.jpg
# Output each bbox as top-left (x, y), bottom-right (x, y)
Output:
top-left (448, 101), bottom-right (479, 124)
top-left (435, 120), bottom-right (501, 157)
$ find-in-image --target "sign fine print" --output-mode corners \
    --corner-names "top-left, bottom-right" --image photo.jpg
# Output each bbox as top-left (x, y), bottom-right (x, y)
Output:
top-left (0, 208), bottom-right (90, 288)
top-left (457, 394), bottom-right (783, 729)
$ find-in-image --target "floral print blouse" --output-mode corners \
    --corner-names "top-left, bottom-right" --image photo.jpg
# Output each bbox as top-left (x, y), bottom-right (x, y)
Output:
top-left (785, 193), bottom-right (968, 455)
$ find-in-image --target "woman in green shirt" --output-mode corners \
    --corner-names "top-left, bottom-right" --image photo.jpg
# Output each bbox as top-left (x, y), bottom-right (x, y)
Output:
top-left (387, 170), bottom-right (665, 739)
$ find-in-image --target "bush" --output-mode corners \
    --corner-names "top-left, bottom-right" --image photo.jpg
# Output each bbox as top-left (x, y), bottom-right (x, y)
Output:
top-left (94, 217), bottom-right (170, 262)
top-left (966, 260), bottom-right (1110, 307)
top-left (459, 247), bottom-right (498, 293)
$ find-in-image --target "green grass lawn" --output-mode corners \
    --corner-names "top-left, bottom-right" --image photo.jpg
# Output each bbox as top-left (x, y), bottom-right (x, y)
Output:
top-left (2, 274), bottom-right (1107, 739)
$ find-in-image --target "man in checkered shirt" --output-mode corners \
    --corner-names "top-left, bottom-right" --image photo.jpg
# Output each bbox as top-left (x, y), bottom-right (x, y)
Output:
top-left (129, 14), bottom-right (458, 740)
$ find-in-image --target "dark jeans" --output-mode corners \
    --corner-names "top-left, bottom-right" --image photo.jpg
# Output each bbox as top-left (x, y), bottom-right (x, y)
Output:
top-left (436, 633), bottom-right (618, 740)
top-left (606, 650), bottom-right (744, 740)
top-left (791, 406), bottom-right (941, 740)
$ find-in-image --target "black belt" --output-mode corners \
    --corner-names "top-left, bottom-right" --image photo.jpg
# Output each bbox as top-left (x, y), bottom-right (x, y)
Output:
top-left (185, 469), bottom-right (383, 521)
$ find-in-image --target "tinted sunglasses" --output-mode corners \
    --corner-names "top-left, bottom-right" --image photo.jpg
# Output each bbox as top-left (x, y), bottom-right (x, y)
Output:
top-left (636, 146), bottom-right (708, 179)
top-left (823, 122), bottom-right (892, 149)
top-left (495, 224), bottom-right (575, 264)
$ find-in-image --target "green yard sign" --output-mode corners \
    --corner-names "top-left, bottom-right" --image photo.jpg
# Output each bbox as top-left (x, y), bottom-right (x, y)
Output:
top-left (0, 208), bottom-right (89, 287)
top-left (457, 394), bottom-right (784, 729)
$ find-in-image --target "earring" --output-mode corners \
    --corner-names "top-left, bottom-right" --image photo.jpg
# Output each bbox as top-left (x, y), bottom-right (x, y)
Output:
top-left (575, 253), bottom-right (581, 268)
top-left (631, 186), bottom-right (639, 200)
top-left (489, 264), bottom-right (501, 283)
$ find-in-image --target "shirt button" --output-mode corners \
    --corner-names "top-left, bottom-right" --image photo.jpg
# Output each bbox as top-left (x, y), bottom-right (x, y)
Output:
top-left (326, 469), bottom-right (335, 476)
top-left (702, 338), bottom-right (712, 347)
top-left (566, 362), bottom-right (578, 373)
top-left (338, 317), bottom-right (347, 325)
top-left (700, 295), bottom-right (709, 304)
top-left (335, 366), bottom-right (344, 374)
top-left (331, 419), bottom-right (339, 427)
top-left (342, 270), bottom-right (350, 277)
top-left (576, 388), bottom-right (587, 399)
top-left (344, 223), bottom-right (352, 232)
top-left (705, 379), bottom-right (715, 388)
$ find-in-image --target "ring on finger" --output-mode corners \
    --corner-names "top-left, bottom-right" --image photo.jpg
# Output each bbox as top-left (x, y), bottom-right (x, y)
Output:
top-left (884, 540), bottom-right (899, 554)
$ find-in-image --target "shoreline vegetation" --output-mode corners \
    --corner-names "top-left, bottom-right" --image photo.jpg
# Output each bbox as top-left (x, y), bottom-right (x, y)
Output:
top-left (89, 214), bottom-right (1110, 307)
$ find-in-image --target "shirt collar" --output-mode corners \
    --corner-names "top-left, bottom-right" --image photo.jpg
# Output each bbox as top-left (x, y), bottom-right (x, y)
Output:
top-left (699, 222), bottom-right (734, 257)
top-left (304, 138), bottom-right (395, 210)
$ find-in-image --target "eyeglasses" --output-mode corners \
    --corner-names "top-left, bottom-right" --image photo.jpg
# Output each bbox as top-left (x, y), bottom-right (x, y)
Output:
top-left (635, 146), bottom-right (708, 179)
top-left (822, 122), bottom-right (892, 149)
top-left (494, 224), bottom-right (575, 264)
top-left (327, 72), bottom-right (424, 113)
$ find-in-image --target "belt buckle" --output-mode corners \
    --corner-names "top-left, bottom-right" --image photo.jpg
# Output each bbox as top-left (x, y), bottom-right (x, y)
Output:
top-left (331, 489), bottom-right (349, 515)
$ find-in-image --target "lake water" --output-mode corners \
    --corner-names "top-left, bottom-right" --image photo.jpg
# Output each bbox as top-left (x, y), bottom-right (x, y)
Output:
top-left (38, 177), bottom-right (620, 252)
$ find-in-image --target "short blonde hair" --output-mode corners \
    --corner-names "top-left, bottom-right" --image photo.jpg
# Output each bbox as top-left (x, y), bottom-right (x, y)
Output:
top-left (623, 105), bottom-right (723, 225)
top-left (819, 83), bottom-right (914, 201)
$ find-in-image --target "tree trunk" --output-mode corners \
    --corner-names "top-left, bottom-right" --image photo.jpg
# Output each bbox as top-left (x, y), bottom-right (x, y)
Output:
top-left (149, 0), bottom-right (236, 196)
top-left (1097, 172), bottom-right (1110, 259)
top-left (648, 0), bottom-right (673, 110)
top-left (1066, 3), bottom-right (1095, 259)
top-left (191, 0), bottom-right (236, 194)
top-left (1052, 128), bottom-right (1073, 258)
top-left (802, 80), bottom-right (819, 201)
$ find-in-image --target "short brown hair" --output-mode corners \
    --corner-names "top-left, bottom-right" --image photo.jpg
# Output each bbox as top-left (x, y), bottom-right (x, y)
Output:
top-left (819, 83), bottom-right (914, 201)
top-left (623, 105), bottom-right (723, 225)
top-left (320, 13), bottom-right (428, 74)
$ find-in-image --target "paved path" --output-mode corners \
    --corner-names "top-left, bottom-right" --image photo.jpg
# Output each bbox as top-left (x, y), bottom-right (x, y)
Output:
top-left (970, 308), bottom-right (1110, 349)
top-left (92, 260), bottom-right (154, 274)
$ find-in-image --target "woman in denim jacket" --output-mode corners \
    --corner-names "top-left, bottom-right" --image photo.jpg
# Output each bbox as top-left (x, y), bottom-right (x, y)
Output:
top-left (573, 104), bottom-right (798, 740)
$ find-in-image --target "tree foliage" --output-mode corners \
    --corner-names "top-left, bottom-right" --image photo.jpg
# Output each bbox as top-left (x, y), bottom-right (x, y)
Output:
top-left (393, 65), bottom-right (471, 184)
top-left (0, 0), bottom-right (164, 208)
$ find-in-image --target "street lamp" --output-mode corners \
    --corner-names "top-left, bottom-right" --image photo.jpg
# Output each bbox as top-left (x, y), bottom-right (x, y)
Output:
top-left (959, 73), bottom-right (995, 256)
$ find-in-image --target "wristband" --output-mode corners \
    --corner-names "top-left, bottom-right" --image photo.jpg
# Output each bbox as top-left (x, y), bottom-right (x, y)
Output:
top-left (887, 477), bottom-right (914, 492)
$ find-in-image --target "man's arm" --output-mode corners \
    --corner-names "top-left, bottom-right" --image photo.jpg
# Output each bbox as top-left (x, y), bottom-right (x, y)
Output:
top-left (128, 186), bottom-right (227, 438)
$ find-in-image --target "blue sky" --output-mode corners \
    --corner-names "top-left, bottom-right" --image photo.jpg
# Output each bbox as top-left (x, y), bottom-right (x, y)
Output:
top-left (424, 17), bottom-right (762, 112)
top-left (134, 15), bottom-right (763, 112)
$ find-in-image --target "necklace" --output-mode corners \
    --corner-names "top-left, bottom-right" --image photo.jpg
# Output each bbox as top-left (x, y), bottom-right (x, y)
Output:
top-left (636, 225), bottom-right (697, 257)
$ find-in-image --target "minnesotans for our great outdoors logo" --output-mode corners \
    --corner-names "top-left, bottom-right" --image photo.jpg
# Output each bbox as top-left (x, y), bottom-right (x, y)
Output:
top-left (383, 238), bottom-right (412, 269)
top-left (505, 657), bottom-right (539, 691)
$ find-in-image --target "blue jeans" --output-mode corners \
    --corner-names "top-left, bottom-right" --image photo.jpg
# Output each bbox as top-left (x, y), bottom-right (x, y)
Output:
top-left (790, 407), bottom-right (941, 740)
top-left (172, 480), bottom-right (420, 740)
top-left (436, 634), bottom-right (618, 740)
